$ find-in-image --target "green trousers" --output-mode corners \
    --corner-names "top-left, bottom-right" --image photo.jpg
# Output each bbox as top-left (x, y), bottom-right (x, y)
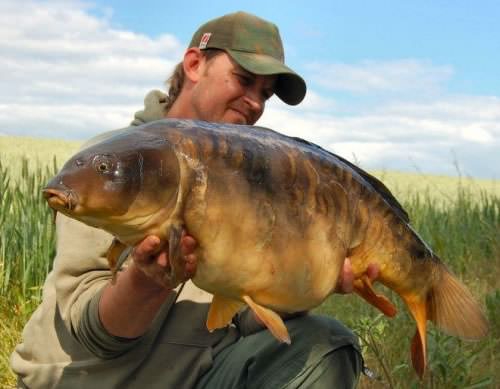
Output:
top-left (195, 314), bottom-right (362, 389)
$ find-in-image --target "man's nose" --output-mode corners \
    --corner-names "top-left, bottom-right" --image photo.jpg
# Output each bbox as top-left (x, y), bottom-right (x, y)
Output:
top-left (244, 90), bottom-right (264, 117)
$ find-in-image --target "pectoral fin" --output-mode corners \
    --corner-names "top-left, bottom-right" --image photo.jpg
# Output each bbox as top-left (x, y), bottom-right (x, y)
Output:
top-left (242, 295), bottom-right (291, 344)
top-left (168, 223), bottom-right (184, 285)
top-left (353, 275), bottom-right (397, 317)
top-left (207, 294), bottom-right (245, 331)
top-left (51, 209), bottom-right (58, 224)
top-left (106, 238), bottom-right (132, 284)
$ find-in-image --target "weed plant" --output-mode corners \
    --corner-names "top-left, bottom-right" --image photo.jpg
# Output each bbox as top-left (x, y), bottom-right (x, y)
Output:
top-left (0, 155), bottom-right (499, 388)
top-left (317, 188), bottom-right (500, 388)
top-left (0, 157), bottom-right (59, 387)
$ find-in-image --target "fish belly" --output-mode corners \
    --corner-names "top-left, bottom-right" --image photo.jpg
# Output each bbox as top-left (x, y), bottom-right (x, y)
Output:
top-left (185, 165), bottom-right (346, 313)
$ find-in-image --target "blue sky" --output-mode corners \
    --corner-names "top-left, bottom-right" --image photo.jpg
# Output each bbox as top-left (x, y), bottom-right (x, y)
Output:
top-left (89, 0), bottom-right (499, 95)
top-left (1, 0), bottom-right (499, 178)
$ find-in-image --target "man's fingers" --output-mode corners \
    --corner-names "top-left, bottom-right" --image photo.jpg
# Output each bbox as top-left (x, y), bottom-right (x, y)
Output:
top-left (181, 235), bottom-right (197, 256)
top-left (184, 253), bottom-right (196, 264)
top-left (133, 236), bottom-right (161, 263)
top-left (339, 258), bottom-right (354, 294)
top-left (184, 260), bottom-right (197, 278)
top-left (133, 232), bottom-right (197, 261)
top-left (366, 263), bottom-right (379, 281)
top-left (130, 232), bottom-right (198, 286)
top-left (156, 251), bottom-right (169, 268)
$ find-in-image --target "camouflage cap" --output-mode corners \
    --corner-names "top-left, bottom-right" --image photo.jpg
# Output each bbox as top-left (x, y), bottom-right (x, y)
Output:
top-left (189, 11), bottom-right (306, 105)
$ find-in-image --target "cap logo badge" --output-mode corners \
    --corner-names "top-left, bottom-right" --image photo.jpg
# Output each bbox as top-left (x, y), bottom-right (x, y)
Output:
top-left (199, 33), bottom-right (212, 49)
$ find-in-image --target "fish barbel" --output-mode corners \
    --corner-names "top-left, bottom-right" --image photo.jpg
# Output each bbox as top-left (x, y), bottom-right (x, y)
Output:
top-left (43, 119), bottom-right (488, 377)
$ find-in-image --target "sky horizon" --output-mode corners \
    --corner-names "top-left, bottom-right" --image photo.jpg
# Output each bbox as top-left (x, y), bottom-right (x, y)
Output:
top-left (1, 0), bottom-right (499, 179)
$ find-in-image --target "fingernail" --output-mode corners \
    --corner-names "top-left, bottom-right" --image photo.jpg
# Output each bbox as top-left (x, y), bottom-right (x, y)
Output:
top-left (151, 237), bottom-right (161, 247)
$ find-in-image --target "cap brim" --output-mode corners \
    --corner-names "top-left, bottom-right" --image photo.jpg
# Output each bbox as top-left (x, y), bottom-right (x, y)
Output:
top-left (226, 49), bottom-right (307, 106)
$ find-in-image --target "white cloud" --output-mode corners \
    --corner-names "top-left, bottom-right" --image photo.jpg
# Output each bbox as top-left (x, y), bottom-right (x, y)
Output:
top-left (0, 103), bottom-right (135, 138)
top-left (0, 0), bottom-right (182, 138)
top-left (380, 96), bottom-right (500, 121)
top-left (261, 60), bottom-right (499, 178)
top-left (308, 59), bottom-right (453, 95)
top-left (293, 90), bottom-right (337, 112)
top-left (460, 126), bottom-right (494, 144)
top-left (260, 94), bottom-right (500, 178)
top-left (0, 1), bottom-right (498, 179)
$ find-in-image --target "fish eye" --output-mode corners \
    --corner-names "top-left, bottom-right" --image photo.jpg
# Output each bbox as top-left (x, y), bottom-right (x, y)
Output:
top-left (93, 155), bottom-right (114, 174)
top-left (98, 162), bottom-right (111, 172)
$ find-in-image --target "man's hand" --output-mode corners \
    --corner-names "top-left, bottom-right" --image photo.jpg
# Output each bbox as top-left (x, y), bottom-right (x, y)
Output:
top-left (130, 232), bottom-right (198, 290)
top-left (99, 231), bottom-right (198, 338)
top-left (335, 258), bottom-right (379, 294)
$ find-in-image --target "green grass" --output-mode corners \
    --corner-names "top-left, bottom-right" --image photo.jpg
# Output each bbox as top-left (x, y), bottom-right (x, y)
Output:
top-left (0, 135), bottom-right (499, 388)
top-left (0, 158), bottom-right (59, 388)
top-left (316, 188), bottom-right (500, 388)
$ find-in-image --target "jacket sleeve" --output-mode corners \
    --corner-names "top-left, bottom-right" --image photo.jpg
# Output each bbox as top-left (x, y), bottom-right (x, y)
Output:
top-left (50, 93), bottom-right (172, 358)
top-left (52, 214), bottom-right (141, 357)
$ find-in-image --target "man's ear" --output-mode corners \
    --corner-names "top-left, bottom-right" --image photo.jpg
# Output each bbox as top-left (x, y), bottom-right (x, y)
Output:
top-left (183, 48), bottom-right (205, 83)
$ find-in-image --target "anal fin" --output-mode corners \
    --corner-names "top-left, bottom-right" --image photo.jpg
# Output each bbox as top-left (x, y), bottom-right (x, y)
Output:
top-left (207, 294), bottom-right (245, 332)
top-left (353, 275), bottom-right (397, 317)
top-left (406, 298), bottom-right (428, 378)
top-left (242, 295), bottom-right (291, 344)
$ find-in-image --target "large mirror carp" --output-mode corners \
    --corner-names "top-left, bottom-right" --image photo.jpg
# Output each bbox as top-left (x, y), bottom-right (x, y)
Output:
top-left (43, 119), bottom-right (488, 377)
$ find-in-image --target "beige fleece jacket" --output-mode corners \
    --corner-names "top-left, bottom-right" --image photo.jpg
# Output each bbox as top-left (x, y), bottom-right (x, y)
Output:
top-left (10, 90), bottom-right (239, 389)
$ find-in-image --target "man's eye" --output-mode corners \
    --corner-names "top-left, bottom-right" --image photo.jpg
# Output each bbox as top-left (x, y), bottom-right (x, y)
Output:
top-left (262, 90), bottom-right (273, 101)
top-left (235, 73), bottom-right (251, 86)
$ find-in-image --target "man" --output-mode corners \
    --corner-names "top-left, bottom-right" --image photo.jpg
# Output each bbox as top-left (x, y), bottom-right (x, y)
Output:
top-left (12, 12), bottom-right (368, 388)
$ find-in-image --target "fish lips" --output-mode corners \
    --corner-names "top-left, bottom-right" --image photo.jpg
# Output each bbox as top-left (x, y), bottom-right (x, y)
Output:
top-left (42, 185), bottom-right (80, 213)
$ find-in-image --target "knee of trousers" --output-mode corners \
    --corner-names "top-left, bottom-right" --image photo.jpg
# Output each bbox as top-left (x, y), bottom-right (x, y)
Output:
top-left (285, 314), bottom-right (361, 354)
top-left (194, 314), bottom-right (363, 389)
top-left (244, 314), bottom-right (363, 388)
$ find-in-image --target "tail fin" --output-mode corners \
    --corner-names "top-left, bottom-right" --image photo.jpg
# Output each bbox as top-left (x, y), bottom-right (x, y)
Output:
top-left (428, 267), bottom-right (489, 340)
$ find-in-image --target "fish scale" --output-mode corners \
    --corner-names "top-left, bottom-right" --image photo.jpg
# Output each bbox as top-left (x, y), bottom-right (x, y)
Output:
top-left (43, 118), bottom-right (488, 378)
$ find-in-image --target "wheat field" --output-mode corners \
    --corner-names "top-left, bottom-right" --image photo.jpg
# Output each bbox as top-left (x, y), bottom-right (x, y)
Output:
top-left (2, 134), bottom-right (499, 201)
top-left (1, 135), bottom-right (499, 388)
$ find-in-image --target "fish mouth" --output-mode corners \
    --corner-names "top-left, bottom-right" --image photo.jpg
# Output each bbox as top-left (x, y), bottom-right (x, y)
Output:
top-left (42, 186), bottom-right (79, 212)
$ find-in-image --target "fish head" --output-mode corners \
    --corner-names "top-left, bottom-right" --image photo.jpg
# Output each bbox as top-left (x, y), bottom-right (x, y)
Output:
top-left (43, 132), bottom-right (180, 236)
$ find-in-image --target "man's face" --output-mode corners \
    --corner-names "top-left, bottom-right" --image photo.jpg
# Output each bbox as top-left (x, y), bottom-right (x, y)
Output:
top-left (190, 52), bottom-right (276, 125)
